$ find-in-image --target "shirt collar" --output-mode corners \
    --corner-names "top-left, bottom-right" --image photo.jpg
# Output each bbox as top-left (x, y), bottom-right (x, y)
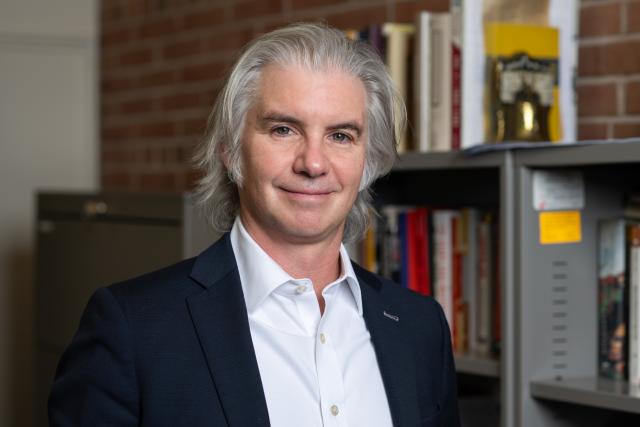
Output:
top-left (229, 217), bottom-right (363, 316)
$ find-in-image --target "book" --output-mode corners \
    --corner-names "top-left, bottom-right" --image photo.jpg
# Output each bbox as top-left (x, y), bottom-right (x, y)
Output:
top-left (450, 0), bottom-right (484, 149)
top-left (429, 13), bottom-right (453, 152)
top-left (483, 22), bottom-right (561, 143)
top-left (433, 210), bottom-right (459, 337)
top-left (476, 211), bottom-right (493, 356)
top-left (461, 208), bottom-right (479, 352)
top-left (382, 23), bottom-right (415, 153)
top-left (414, 12), bottom-right (432, 152)
top-left (598, 219), bottom-right (629, 380)
top-left (629, 224), bottom-right (640, 386)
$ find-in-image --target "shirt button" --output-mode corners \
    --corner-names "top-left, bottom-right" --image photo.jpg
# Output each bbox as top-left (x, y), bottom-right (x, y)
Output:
top-left (330, 405), bottom-right (339, 416)
top-left (296, 285), bottom-right (307, 294)
top-left (319, 333), bottom-right (326, 344)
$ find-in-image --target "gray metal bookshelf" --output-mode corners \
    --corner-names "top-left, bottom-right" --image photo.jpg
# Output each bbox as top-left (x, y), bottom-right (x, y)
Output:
top-left (391, 139), bottom-right (640, 427)
top-left (513, 139), bottom-right (640, 426)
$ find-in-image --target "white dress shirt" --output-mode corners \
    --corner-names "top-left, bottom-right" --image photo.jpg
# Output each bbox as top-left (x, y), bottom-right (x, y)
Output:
top-left (230, 218), bottom-right (393, 427)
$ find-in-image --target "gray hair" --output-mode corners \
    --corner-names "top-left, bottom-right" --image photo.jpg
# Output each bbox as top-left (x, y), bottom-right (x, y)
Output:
top-left (194, 22), bottom-right (404, 242)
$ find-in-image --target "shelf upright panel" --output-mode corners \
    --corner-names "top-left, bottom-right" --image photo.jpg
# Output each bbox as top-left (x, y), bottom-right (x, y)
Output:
top-left (513, 140), bottom-right (640, 426)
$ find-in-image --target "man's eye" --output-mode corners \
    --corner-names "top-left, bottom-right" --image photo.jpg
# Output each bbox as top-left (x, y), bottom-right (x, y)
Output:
top-left (331, 132), bottom-right (352, 143)
top-left (273, 126), bottom-right (292, 136)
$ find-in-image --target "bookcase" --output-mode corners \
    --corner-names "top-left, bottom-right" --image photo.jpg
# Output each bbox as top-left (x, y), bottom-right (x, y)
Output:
top-left (380, 139), bottom-right (640, 427)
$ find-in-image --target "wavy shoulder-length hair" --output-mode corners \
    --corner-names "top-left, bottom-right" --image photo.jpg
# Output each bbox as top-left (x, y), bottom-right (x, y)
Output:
top-left (193, 22), bottom-right (404, 242)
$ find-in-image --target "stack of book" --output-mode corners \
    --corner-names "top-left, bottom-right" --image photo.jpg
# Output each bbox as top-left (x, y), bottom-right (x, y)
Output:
top-left (598, 191), bottom-right (640, 384)
top-left (357, 206), bottom-right (501, 357)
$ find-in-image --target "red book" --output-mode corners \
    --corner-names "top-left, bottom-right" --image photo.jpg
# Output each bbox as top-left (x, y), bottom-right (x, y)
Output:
top-left (413, 208), bottom-right (432, 296)
top-left (407, 210), bottom-right (420, 293)
top-left (452, 215), bottom-right (463, 350)
top-left (451, 44), bottom-right (461, 150)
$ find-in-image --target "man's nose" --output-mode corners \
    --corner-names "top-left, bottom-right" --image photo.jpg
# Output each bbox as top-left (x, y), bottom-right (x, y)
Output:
top-left (293, 137), bottom-right (329, 178)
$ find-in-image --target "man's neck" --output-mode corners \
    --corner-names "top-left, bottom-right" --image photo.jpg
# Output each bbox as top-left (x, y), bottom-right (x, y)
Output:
top-left (238, 217), bottom-right (344, 295)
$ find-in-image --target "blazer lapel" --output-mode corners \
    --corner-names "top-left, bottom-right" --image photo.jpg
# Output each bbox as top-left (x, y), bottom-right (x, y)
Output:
top-left (187, 234), bottom-right (270, 427)
top-left (355, 264), bottom-right (421, 427)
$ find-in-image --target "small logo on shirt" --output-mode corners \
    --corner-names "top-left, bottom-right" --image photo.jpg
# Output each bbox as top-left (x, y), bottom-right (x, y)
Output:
top-left (383, 311), bottom-right (399, 322)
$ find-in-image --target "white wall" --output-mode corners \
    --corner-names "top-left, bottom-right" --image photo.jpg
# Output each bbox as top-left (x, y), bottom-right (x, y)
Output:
top-left (0, 1), bottom-right (98, 425)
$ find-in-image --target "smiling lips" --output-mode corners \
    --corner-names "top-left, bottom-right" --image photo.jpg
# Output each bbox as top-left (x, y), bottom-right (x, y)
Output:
top-left (279, 186), bottom-right (335, 197)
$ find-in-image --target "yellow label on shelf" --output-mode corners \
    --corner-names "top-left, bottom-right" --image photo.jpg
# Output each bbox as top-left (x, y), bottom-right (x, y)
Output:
top-left (539, 211), bottom-right (582, 245)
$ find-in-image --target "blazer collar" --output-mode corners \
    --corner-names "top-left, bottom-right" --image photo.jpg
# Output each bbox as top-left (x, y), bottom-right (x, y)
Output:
top-left (187, 234), bottom-right (270, 427)
top-left (354, 263), bottom-right (421, 427)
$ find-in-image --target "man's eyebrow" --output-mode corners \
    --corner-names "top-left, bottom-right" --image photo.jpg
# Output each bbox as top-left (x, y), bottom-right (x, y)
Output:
top-left (327, 122), bottom-right (363, 137)
top-left (259, 113), bottom-right (304, 128)
top-left (260, 112), bottom-right (363, 136)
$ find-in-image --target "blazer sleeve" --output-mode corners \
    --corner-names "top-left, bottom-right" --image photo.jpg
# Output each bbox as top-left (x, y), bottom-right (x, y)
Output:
top-left (435, 300), bottom-right (461, 427)
top-left (49, 287), bottom-right (139, 426)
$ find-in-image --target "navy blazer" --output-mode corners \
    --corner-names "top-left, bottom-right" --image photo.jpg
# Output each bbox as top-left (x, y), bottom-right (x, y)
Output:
top-left (49, 234), bottom-right (460, 427)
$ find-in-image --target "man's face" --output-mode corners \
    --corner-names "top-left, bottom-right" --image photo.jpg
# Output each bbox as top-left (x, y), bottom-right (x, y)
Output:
top-left (235, 64), bottom-right (367, 246)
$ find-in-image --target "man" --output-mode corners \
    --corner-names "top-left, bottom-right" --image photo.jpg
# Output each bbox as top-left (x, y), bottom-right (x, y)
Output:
top-left (49, 23), bottom-right (460, 426)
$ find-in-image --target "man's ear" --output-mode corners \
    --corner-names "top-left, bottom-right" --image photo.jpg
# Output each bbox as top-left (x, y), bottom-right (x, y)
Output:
top-left (219, 144), bottom-right (231, 170)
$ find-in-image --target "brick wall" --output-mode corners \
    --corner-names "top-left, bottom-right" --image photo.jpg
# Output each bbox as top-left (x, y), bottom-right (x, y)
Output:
top-left (101, 0), bottom-right (639, 193)
top-left (578, 0), bottom-right (640, 139)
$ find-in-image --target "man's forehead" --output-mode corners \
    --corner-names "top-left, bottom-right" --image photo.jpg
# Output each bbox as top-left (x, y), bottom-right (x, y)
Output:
top-left (252, 64), bottom-right (366, 121)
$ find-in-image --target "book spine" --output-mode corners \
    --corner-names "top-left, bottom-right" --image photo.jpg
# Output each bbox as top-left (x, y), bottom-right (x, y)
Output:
top-left (629, 223), bottom-right (640, 385)
top-left (414, 12), bottom-right (432, 152)
top-left (429, 14), bottom-right (452, 152)
top-left (433, 210), bottom-right (455, 336)
top-left (450, 0), bottom-right (462, 150)
top-left (598, 219), bottom-right (628, 380)
top-left (382, 23), bottom-right (415, 153)
top-left (462, 208), bottom-right (478, 353)
top-left (476, 212), bottom-right (492, 356)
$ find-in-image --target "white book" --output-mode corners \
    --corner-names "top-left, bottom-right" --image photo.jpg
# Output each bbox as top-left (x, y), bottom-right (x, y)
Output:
top-left (433, 210), bottom-right (458, 333)
top-left (382, 23), bottom-right (415, 153)
top-left (429, 14), bottom-right (452, 152)
top-left (414, 12), bottom-right (432, 152)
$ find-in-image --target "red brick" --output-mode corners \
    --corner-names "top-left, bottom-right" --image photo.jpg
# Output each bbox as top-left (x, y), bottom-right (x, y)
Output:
top-left (102, 3), bottom-right (124, 23)
top-left (185, 168), bottom-right (203, 189)
top-left (183, 7), bottom-right (226, 29)
top-left (101, 28), bottom-right (132, 47)
top-left (102, 172), bottom-right (132, 190)
top-left (163, 39), bottom-right (203, 59)
top-left (626, 81), bottom-right (640, 113)
top-left (577, 83), bottom-right (617, 116)
top-left (207, 29), bottom-right (252, 51)
top-left (613, 122), bottom-right (640, 138)
top-left (125, 0), bottom-right (150, 17)
top-left (138, 121), bottom-right (176, 138)
top-left (139, 18), bottom-right (181, 39)
top-left (102, 77), bottom-right (132, 93)
top-left (119, 47), bottom-right (154, 67)
top-left (182, 61), bottom-right (226, 82)
top-left (580, 3), bottom-right (621, 38)
top-left (290, 0), bottom-right (346, 11)
top-left (182, 118), bottom-right (207, 135)
top-left (103, 125), bottom-right (134, 141)
top-left (120, 99), bottom-right (156, 114)
top-left (394, 0), bottom-right (449, 22)
top-left (139, 172), bottom-right (178, 191)
top-left (137, 70), bottom-right (178, 88)
top-left (161, 92), bottom-right (204, 110)
top-left (628, 0), bottom-right (640, 33)
top-left (579, 40), bottom-right (640, 76)
top-left (577, 122), bottom-right (608, 140)
top-left (232, 0), bottom-right (282, 20)
top-left (326, 6), bottom-right (387, 31)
